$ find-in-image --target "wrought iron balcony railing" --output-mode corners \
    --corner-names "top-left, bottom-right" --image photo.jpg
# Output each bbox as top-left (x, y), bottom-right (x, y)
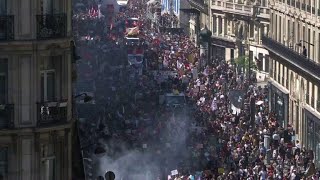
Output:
top-left (36, 14), bottom-right (67, 40)
top-left (189, 0), bottom-right (209, 14)
top-left (0, 15), bottom-right (14, 41)
top-left (0, 104), bottom-right (14, 129)
top-left (37, 100), bottom-right (68, 126)
top-left (262, 35), bottom-right (320, 78)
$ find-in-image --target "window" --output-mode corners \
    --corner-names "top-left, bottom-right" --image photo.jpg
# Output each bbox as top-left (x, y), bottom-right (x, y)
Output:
top-left (265, 55), bottom-right (269, 72)
top-left (311, 84), bottom-right (315, 108)
top-left (40, 0), bottom-right (53, 14)
top-left (292, 21), bottom-right (295, 38)
top-left (317, 86), bottom-right (320, 112)
top-left (41, 144), bottom-right (55, 180)
top-left (250, 23), bottom-right (254, 38)
top-left (258, 53), bottom-right (263, 71)
top-left (282, 64), bottom-right (285, 85)
top-left (40, 57), bottom-right (60, 102)
top-left (319, 33), bottom-right (320, 63)
top-left (286, 67), bottom-right (289, 88)
top-left (212, 16), bottom-right (216, 34)
top-left (313, 30), bottom-right (315, 60)
top-left (41, 70), bottom-right (55, 102)
top-left (308, 28), bottom-right (311, 58)
top-left (0, 147), bottom-right (8, 179)
top-left (287, 20), bottom-right (290, 46)
top-left (231, 49), bottom-right (234, 62)
top-left (0, 59), bottom-right (7, 104)
top-left (218, 17), bottom-right (222, 35)
top-left (306, 81), bottom-right (310, 104)
top-left (0, 0), bottom-right (6, 15)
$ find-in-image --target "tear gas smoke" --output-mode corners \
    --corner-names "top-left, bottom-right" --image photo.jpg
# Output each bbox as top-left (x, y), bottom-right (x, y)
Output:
top-left (97, 109), bottom-right (194, 179)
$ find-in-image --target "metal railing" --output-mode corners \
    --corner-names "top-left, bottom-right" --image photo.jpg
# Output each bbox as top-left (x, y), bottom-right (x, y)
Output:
top-left (36, 14), bottom-right (67, 40)
top-left (212, 1), bottom-right (254, 14)
top-left (0, 104), bottom-right (14, 129)
top-left (189, 0), bottom-right (209, 14)
top-left (0, 15), bottom-right (14, 41)
top-left (262, 35), bottom-right (320, 78)
top-left (37, 100), bottom-right (68, 126)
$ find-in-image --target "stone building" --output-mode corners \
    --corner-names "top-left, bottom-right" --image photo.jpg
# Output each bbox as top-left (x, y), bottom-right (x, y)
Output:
top-left (0, 0), bottom-right (74, 179)
top-left (209, 0), bottom-right (270, 77)
top-left (263, 0), bottom-right (320, 166)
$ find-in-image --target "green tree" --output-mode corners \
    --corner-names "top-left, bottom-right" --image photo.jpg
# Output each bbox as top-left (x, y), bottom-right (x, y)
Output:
top-left (234, 56), bottom-right (257, 74)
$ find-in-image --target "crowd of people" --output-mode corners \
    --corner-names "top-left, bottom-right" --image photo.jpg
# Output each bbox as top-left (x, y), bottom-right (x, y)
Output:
top-left (138, 1), bottom-right (320, 180)
top-left (74, 0), bottom-right (320, 179)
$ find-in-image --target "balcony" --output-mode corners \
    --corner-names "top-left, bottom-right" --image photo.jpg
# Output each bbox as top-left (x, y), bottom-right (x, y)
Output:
top-left (211, 1), bottom-right (253, 15)
top-left (37, 100), bottom-right (68, 126)
top-left (262, 36), bottom-right (320, 78)
top-left (0, 15), bottom-right (14, 41)
top-left (0, 104), bottom-right (14, 129)
top-left (36, 14), bottom-right (67, 40)
top-left (188, 0), bottom-right (209, 14)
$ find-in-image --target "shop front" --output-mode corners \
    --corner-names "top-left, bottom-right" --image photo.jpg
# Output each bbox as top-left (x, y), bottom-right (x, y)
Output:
top-left (268, 80), bottom-right (289, 128)
top-left (304, 107), bottom-right (320, 167)
top-left (210, 36), bottom-right (235, 63)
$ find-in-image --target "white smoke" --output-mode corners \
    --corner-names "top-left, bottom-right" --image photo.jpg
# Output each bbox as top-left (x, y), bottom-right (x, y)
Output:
top-left (96, 108), bottom-right (194, 179)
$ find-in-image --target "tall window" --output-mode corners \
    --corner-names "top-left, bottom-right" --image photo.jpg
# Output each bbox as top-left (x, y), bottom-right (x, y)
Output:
top-left (41, 70), bottom-right (55, 102)
top-left (41, 0), bottom-right (53, 14)
top-left (258, 53), bottom-right (263, 71)
top-left (0, 59), bottom-right (7, 104)
top-left (317, 86), bottom-right (320, 112)
top-left (265, 55), bottom-right (269, 73)
top-left (40, 58), bottom-right (57, 102)
top-left (212, 16), bottom-right (217, 34)
top-left (0, 147), bottom-right (8, 179)
top-left (218, 17), bottom-right (222, 35)
top-left (306, 81), bottom-right (310, 104)
top-left (308, 28), bottom-right (311, 58)
top-left (0, 0), bottom-right (6, 15)
top-left (250, 23), bottom-right (254, 38)
top-left (318, 33), bottom-right (320, 63)
top-left (41, 144), bottom-right (55, 180)
top-left (311, 84), bottom-right (315, 108)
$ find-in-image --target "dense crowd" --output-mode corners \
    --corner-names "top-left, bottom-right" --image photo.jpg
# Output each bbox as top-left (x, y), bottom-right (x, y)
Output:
top-left (74, 0), bottom-right (319, 179)
top-left (139, 2), bottom-right (319, 180)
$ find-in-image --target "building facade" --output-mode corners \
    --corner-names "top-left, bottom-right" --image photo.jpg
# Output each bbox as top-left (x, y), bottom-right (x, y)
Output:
top-left (180, 0), bottom-right (209, 45)
top-left (209, 0), bottom-right (270, 78)
top-left (0, 0), bottom-right (73, 179)
top-left (263, 0), bottom-right (320, 167)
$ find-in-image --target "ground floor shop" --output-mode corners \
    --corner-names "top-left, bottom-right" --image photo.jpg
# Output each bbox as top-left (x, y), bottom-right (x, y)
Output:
top-left (303, 106), bottom-right (320, 167)
top-left (268, 80), bottom-right (289, 128)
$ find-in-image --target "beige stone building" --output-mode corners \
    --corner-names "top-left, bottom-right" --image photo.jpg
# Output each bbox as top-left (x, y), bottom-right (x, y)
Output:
top-left (263, 0), bottom-right (320, 166)
top-left (208, 0), bottom-right (270, 78)
top-left (0, 0), bottom-right (74, 179)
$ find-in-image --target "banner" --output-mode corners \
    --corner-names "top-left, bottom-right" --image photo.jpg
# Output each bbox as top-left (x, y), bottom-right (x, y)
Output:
top-left (228, 90), bottom-right (245, 108)
top-left (126, 27), bottom-right (139, 36)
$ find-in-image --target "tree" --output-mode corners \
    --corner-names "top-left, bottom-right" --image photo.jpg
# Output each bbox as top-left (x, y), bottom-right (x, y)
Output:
top-left (234, 56), bottom-right (257, 75)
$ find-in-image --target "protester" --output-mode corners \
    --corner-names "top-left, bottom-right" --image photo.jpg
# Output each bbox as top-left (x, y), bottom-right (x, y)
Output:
top-left (75, 0), bottom-right (320, 179)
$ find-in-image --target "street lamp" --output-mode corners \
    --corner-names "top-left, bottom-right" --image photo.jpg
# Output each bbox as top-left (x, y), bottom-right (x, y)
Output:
top-left (199, 25), bottom-right (212, 68)
top-left (74, 93), bottom-right (93, 103)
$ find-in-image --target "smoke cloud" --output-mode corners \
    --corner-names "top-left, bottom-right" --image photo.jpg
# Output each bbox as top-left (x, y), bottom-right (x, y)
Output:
top-left (96, 108), bottom-right (195, 179)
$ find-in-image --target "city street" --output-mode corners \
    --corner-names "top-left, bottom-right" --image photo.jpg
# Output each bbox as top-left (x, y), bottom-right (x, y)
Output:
top-left (73, 0), bottom-right (318, 180)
